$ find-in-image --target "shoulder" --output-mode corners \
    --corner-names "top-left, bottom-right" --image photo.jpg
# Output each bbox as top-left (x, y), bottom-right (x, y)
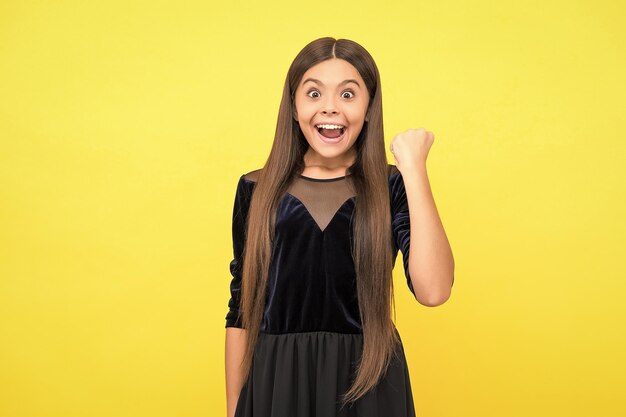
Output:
top-left (233, 169), bottom-right (261, 200)
top-left (387, 164), bottom-right (407, 208)
top-left (387, 163), bottom-right (401, 178)
top-left (387, 164), bottom-right (403, 188)
top-left (241, 168), bottom-right (262, 183)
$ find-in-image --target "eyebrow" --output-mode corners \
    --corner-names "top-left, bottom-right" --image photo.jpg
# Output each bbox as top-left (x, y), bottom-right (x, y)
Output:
top-left (302, 78), bottom-right (361, 88)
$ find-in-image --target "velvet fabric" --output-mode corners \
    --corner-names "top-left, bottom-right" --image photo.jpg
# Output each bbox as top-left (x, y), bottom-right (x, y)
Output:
top-left (225, 164), bottom-right (414, 333)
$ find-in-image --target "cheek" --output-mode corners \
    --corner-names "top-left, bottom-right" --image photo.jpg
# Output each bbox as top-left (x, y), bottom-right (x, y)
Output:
top-left (346, 118), bottom-right (365, 133)
top-left (346, 108), bottom-right (367, 123)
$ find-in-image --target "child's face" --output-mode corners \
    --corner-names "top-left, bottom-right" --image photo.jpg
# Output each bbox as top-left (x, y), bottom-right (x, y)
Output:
top-left (293, 58), bottom-right (370, 165)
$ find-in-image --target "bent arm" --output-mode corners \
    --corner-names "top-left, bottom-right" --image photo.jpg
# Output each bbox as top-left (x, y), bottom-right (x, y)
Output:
top-left (403, 166), bottom-right (455, 306)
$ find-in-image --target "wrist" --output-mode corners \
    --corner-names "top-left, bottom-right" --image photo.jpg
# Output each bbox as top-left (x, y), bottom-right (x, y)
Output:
top-left (399, 163), bottom-right (427, 178)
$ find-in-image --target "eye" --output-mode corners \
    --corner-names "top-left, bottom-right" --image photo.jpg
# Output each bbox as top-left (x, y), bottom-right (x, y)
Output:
top-left (306, 89), bottom-right (356, 99)
top-left (306, 89), bottom-right (321, 98)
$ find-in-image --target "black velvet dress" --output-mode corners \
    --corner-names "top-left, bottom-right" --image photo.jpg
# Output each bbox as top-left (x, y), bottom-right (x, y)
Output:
top-left (225, 164), bottom-right (417, 417)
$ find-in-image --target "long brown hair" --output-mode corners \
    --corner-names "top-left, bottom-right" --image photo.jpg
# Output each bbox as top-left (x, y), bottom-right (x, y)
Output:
top-left (236, 37), bottom-right (402, 408)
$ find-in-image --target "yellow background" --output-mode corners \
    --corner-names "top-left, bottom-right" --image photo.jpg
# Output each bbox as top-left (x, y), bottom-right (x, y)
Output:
top-left (1, 1), bottom-right (624, 416)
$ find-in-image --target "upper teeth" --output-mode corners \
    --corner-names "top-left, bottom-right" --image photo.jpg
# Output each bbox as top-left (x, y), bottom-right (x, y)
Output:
top-left (316, 124), bottom-right (344, 129)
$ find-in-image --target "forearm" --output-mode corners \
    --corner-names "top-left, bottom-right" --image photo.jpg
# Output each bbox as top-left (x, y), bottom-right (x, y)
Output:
top-left (225, 327), bottom-right (248, 417)
top-left (402, 165), bottom-right (455, 305)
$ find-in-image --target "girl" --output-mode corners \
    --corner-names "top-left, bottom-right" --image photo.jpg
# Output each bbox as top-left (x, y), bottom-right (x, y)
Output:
top-left (225, 37), bottom-right (455, 417)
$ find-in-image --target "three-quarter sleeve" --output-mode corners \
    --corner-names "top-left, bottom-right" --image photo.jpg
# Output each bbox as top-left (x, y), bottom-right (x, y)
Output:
top-left (390, 170), bottom-right (415, 296)
top-left (225, 175), bottom-right (254, 328)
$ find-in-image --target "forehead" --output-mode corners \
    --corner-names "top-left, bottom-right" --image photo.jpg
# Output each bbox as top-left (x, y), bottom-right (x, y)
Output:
top-left (299, 59), bottom-right (364, 86)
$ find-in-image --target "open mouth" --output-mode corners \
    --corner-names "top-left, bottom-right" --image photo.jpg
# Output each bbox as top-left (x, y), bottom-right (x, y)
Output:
top-left (315, 124), bottom-right (346, 143)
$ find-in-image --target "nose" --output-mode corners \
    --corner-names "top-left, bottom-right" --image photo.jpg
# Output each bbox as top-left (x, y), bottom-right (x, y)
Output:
top-left (321, 95), bottom-right (338, 114)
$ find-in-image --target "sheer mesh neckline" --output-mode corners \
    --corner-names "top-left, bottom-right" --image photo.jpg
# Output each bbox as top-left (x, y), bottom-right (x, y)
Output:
top-left (298, 173), bottom-right (352, 182)
top-left (289, 173), bottom-right (356, 231)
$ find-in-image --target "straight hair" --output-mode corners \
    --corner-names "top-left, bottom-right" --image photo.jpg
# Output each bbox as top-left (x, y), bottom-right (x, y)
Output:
top-left (235, 37), bottom-right (402, 409)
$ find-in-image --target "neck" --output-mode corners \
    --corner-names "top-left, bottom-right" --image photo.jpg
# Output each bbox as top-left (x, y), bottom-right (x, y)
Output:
top-left (303, 147), bottom-right (357, 171)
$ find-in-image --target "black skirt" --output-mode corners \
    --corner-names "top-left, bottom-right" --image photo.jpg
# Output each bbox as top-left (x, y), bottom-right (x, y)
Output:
top-left (234, 330), bottom-right (416, 417)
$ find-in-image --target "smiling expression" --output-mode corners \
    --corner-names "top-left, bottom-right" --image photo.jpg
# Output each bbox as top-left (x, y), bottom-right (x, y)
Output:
top-left (293, 58), bottom-right (370, 165)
